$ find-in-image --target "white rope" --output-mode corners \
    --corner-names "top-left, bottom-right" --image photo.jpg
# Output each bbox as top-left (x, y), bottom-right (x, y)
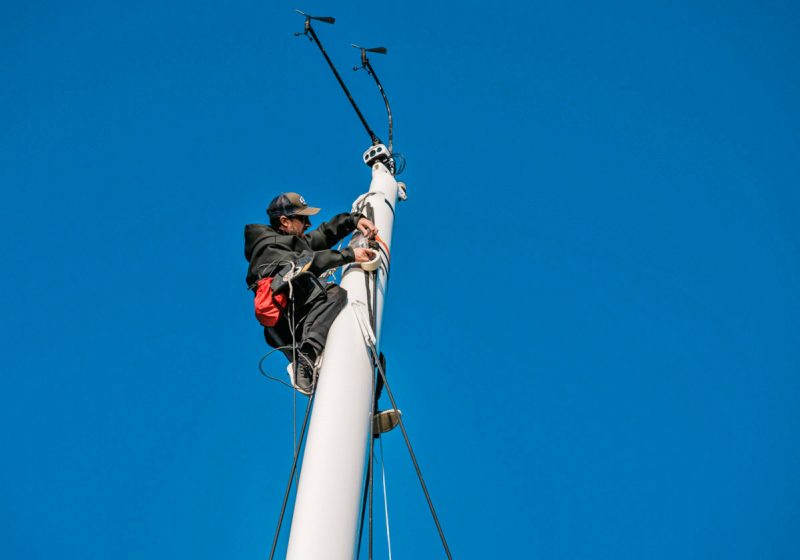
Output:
top-left (351, 301), bottom-right (377, 346)
top-left (379, 436), bottom-right (393, 560)
top-left (351, 191), bottom-right (378, 213)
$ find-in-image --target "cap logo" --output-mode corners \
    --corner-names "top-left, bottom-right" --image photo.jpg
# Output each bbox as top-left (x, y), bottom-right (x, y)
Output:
top-left (298, 195), bottom-right (307, 206)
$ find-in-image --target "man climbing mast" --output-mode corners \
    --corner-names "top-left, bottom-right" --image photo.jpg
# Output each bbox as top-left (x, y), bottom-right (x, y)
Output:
top-left (244, 192), bottom-right (378, 394)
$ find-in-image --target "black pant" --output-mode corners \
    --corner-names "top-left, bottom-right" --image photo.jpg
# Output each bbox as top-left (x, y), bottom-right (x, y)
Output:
top-left (264, 283), bottom-right (348, 361)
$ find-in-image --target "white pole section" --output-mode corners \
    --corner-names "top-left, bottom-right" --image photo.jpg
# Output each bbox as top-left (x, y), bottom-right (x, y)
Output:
top-left (285, 160), bottom-right (399, 560)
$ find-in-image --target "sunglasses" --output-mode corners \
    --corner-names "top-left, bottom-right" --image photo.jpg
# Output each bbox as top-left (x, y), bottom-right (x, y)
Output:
top-left (289, 214), bottom-right (310, 224)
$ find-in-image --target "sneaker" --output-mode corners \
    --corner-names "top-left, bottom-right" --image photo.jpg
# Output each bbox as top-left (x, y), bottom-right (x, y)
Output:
top-left (287, 349), bottom-right (318, 396)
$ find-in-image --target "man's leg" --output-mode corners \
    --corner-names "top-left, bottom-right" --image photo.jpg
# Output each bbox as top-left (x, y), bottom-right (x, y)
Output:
top-left (299, 284), bottom-right (348, 355)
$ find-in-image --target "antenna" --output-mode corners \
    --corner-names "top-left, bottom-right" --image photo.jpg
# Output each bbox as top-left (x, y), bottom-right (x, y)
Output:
top-left (294, 10), bottom-right (380, 146)
top-left (352, 44), bottom-right (393, 154)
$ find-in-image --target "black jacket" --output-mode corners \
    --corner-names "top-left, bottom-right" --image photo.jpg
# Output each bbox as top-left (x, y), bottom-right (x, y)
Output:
top-left (244, 212), bottom-right (361, 290)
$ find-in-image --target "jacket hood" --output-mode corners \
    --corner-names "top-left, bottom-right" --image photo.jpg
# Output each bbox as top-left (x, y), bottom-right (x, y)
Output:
top-left (244, 224), bottom-right (276, 261)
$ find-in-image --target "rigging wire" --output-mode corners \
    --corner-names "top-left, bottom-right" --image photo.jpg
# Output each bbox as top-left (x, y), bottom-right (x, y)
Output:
top-left (267, 390), bottom-right (315, 560)
top-left (356, 456), bottom-right (370, 560)
top-left (354, 358), bottom-right (378, 560)
top-left (365, 341), bottom-right (453, 560)
top-left (379, 435), bottom-right (393, 560)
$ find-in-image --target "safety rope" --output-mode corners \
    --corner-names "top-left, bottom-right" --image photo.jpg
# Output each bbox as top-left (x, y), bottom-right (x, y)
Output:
top-left (258, 261), bottom-right (322, 559)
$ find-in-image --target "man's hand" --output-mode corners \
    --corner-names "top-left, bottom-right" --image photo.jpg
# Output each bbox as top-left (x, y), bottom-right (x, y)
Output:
top-left (356, 217), bottom-right (379, 239)
top-left (353, 248), bottom-right (377, 263)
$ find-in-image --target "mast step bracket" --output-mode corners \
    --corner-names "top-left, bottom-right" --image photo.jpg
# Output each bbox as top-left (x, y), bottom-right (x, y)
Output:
top-left (373, 408), bottom-right (402, 436)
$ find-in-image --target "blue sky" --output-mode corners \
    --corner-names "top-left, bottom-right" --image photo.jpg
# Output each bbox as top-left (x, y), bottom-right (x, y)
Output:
top-left (2, 1), bottom-right (799, 558)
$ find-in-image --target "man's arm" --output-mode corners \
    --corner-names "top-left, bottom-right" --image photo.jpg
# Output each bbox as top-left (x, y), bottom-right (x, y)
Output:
top-left (305, 212), bottom-right (362, 250)
top-left (266, 245), bottom-right (375, 278)
top-left (255, 243), bottom-right (354, 278)
top-left (306, 212), bottom-right (380, 249)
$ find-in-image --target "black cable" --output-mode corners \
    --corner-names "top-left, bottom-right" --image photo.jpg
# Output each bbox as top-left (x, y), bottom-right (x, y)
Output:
top-left (356, 456), bottom-right (371, 559)
top-left (362, 58), bottom-right (392, 153)
top-left (392, 153), bottom-right (406, 175)
top-left (258, 346), bottom-right (296, 390)
top-left (368, 412), bottom-right (375, 560)
top-left (371, 270), bottom-right (379, 334)
top-left (268, 391), bottom-right (316, 560)
top-left (364, 272), bottom-right (375, 330)
top-left (305, 23), bottom-right (380, 145)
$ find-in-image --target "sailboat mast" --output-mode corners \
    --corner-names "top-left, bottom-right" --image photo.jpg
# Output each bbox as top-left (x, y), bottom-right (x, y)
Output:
top-left (284, 13), bottom-right (404, 557)
top-left (285, 159), bottom-right (400, 559)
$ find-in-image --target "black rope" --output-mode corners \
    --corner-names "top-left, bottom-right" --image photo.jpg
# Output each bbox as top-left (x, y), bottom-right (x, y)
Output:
top-left (364, 272), bottom-right (375, 330)
top-left (368, 413), bottom-right (375, 560)
top-left (367, 344), bottom-right (453, 560)
top-left (268, 391), bottom-right (316, 560)
top-left (258, 346), bottom-right (296, 390)
top-left (371, 269), bottom-right (379, 334)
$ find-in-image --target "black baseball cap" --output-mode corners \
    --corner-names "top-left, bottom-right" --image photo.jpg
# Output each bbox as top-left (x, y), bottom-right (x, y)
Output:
top-left (267, 192), bottom-right (321, 219)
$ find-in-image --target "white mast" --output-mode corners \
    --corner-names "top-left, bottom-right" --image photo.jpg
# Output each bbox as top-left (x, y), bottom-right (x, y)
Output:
top-left (274, 11), bottom-right (451, 557)
top-left (285, 157), bottom-right (400, 560)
